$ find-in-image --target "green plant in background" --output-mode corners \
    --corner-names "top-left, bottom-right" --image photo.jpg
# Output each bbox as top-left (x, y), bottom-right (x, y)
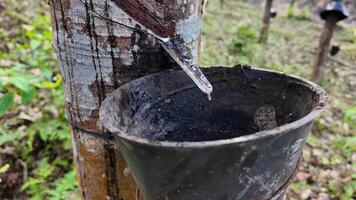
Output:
top-left (345, 28), bottom-right (356, 43)
top-left (48, 170), bottom-right (79, 200)
top-left (21, 158), bottom-right (56, 199)
top-left (0, 12), bottom-right (58, 113)
top-left (344, 107), bottom-right (356, 129)
top-left (228, 21), bottom-right (261, 64)
top-left (286, 5), bottom-right (296, 18)
top-left (285, 6), bottom-right (311, 20)
top-left (20, 158), bottom-right (77, 200)
top-left (0, 92), bottom-right (14, 117)
top-left (0, 164), bottom-right (10, 183)
top-left (0, 2), bottom-right (77, 198)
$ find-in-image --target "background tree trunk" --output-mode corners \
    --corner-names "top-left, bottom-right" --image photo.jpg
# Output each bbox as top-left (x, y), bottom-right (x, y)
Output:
top-left (49, 0), bottom-right (202, 199)
top-left (311, 17), bottom-right (337, 82)
top-left (259, 0), bottom-right (274, 43)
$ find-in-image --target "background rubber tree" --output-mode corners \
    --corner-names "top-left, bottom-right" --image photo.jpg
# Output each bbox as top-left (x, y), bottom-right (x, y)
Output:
top-left (259, 0), bottom-right (274, 43)
top-left (48, 0), bottom-right (202, 199)
top-left (311, 0), bottom-right (349, 82)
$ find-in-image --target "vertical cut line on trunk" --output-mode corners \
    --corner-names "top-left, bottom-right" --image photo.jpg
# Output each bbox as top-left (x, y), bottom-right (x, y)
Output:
top-left (84, 0), bottom-right (104, 105)
top-left (105, 1), bottom-right (119, 89)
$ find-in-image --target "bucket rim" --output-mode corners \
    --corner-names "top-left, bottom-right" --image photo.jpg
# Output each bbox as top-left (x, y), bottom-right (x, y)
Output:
top-left (100, 67), bottom-right (328, 149)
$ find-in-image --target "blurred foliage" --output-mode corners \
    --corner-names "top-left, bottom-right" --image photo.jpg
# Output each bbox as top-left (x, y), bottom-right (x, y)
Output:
top-left (285, 5), bottom-right (312, 20)
top-left (0, 0), bottom-right (77, 199)
top-left (0, 164), bottom-right (10, 183)
top-left (227, 21), bottom-right (261, 64)
top-left (345, 28), bottom-right (356, 43)
top-left (344, 107), bottom-right (356, 129)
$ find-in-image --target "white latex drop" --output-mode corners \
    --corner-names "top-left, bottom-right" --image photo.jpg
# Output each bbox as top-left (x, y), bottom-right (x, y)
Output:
top-left (161, 39), bottom-right (213, 100)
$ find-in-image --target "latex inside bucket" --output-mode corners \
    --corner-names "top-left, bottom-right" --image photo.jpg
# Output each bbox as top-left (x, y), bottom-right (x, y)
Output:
top-left (100, 66), bottom-right (327, 143)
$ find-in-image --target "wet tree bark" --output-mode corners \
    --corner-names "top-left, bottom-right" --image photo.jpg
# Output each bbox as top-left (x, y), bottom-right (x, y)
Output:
top-left (259, 0), bottom-right (274, 43)
top-left (48, 0), bottom-right (202, 199)
top-left (311, 17), bottom-right (337, 82)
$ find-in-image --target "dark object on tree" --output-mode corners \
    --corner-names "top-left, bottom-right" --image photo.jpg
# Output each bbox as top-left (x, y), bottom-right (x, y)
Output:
top-left (311, 0), bottom-right (349, 81)
top-left (220, 0), bottom-right (224, 8)
top-left (320, 0), bottom-right (349, 22)
top-left (330, 45), bottom-right (340, 56)
top-left (270, 8), bottom-right (277, 18)
top-left (100, 66), bottom-right (327, 200)
top-left (259, 0), bottom-right (274, 43)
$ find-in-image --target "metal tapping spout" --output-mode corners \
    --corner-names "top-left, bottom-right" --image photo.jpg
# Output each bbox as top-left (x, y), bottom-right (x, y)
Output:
top-left (111, 0), bottom-right (214, 100)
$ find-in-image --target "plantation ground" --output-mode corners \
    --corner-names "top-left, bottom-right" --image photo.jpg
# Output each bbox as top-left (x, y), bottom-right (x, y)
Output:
top-left (0, 0), bottom-right (355, 199)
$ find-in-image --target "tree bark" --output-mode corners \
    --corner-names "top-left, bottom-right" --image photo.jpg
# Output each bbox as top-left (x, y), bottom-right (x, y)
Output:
top-left (259, 0), bottom-right (274, 43)
top-left (311, 17), bottom-right (337, 82)
top-left (48, 0), bottom-right (202, 199)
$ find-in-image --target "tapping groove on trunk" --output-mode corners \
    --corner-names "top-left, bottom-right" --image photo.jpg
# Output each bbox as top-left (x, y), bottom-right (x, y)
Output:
top-left (57, 0), bottom-right (76, 122)
top-left (105, 1), bottom-right (119, 89)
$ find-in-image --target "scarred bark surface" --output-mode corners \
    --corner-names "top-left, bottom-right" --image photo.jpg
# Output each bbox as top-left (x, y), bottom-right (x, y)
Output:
top-left (49, 0), bottom-right (202, 199)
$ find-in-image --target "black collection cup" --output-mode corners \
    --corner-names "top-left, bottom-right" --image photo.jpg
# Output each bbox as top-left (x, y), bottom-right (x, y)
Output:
top-left (100, 66), bottom-right (327, 200)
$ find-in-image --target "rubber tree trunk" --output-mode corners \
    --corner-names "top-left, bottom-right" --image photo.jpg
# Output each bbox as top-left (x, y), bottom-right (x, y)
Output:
top-left (48, 0), bottom-right (202, 199)
top-left (259, 0), bottom-right (274, 43)
top-left (311, 17), bottom-right (337, 82)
